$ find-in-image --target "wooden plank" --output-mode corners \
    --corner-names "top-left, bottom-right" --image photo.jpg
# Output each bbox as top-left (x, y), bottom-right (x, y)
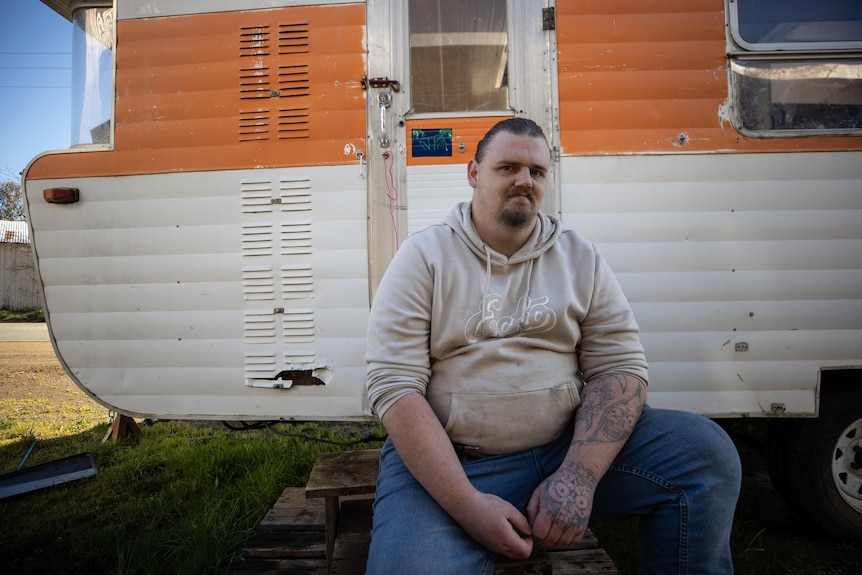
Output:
top-left (240, 531), bottom-right (325, 559)
top-left (233, 464), bottom-right (617, 575)
top-left (549, 548), bottom-right (618, 574)
top-left (228, 557), bottom-right (327, 575)
top-left (259, 487), bottom-right (325, 531)
top-left (305, 449), bottom-right (380, 499)
top-left (494, 549), bottom-right (553, 575)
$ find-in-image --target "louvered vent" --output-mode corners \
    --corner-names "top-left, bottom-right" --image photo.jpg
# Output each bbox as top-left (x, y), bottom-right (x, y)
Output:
top-left (242, 265), bottom-right (275, 301)
top-left (244, 311), bottom-right (277, 344)
top-left (240, 178), bottom-right (274, 213)
top-left (283, 309), bottom-right (315, 343)
top-left (241, 176), bottom-right (317, 387)
top-left (239, 25), bottom-right (272, 141)
top-left (282, 265), bottom-right (313, 299)
top-left (238, 21), bottom-right (311, 142)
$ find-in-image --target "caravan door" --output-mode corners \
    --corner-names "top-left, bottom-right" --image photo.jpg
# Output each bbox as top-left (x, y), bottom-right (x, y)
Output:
top-left (365, 0), bottom-right (560, 291)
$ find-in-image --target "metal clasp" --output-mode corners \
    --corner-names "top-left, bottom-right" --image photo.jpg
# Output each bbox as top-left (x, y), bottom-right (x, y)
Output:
top-left (361, 75), bottom-right (401, 92)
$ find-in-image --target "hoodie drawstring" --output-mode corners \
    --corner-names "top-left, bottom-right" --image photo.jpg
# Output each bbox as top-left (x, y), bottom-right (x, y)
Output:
top-left (480, 244), bottom-right (493, 336)
top-left (519, 259), bottom-right (534, 332)
top-left (480, 244), bottom-right (535, 336)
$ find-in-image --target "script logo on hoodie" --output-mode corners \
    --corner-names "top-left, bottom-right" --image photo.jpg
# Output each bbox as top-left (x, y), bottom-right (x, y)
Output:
top-left (466, 294), bottom-right (557, 342)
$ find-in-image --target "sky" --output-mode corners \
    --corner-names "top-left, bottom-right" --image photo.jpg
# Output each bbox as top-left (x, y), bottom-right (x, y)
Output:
top-left (0, 1), bottom-right (72, 180)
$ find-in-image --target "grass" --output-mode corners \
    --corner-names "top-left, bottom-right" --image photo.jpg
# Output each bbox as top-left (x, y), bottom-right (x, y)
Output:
top-left (1, 418), bottom-right (385, 575)
top-left (0, 308), bottom-right (44, 322)
top-left (1, 337), bottom-right (859, 574)
top-left (4, 421), bottom-right (860, 575)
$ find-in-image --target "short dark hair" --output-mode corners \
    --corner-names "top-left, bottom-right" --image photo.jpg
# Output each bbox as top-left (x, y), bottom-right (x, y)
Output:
top-left (474, 118), bottom-right (549, 164)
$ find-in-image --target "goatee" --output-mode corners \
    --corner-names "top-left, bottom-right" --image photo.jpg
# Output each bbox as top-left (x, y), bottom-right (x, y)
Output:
top-left (499, 190), bottom-right (537, 229)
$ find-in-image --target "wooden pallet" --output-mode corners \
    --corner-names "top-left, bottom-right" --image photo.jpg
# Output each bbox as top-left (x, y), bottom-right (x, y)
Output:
top-left (229, 487), bottom-right (617, 575)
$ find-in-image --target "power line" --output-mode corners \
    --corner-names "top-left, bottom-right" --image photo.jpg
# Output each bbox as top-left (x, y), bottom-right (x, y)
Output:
top-left (0, 85), bottom-right (70, 89)
top-left (0, 52), bottom-right (71, 56)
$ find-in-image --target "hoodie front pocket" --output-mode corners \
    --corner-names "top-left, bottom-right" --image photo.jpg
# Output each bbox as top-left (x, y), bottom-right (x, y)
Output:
top-left (444, 383), bottom-right (580, 456)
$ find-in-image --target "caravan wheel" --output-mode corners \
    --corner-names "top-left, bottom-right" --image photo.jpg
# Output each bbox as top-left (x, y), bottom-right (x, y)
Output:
top-left (828, 399), bottom-right (862, 518)
top-left (769, 392), bottom-right (862, 542)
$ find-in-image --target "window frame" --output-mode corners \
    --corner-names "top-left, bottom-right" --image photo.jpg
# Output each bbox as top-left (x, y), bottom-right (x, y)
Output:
top-left (727, 0), bottom-right (862, 54)
top-left (725, 0), bottom-right (862, 138)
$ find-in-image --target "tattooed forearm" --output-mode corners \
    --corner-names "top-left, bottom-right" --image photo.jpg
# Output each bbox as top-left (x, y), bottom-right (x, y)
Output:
top-left (573, 373), bottom-right (645, 447)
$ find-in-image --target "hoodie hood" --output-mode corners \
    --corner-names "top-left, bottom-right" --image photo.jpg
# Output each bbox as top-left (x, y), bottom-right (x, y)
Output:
top-left (442, 201), bottom-right (562, 265)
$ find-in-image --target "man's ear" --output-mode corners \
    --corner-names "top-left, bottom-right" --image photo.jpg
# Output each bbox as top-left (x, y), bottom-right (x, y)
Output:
top-left (467, 159), bottom-right (479, 189)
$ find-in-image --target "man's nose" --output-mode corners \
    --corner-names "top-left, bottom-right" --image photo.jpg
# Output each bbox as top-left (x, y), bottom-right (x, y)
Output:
top-left (514, 167), bottom-right (533, 188)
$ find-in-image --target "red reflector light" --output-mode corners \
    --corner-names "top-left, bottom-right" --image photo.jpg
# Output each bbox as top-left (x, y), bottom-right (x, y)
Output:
top-left (43, 187), bottom-right (80, 204)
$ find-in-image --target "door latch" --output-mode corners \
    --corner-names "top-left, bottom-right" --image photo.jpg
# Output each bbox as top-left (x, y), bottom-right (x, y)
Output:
top-left (378, 91), bottom-right (392, 148)
top-left (361, 76), bottom-right (401, 92)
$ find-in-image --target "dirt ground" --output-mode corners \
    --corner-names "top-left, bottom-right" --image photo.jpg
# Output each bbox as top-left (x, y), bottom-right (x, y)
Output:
top-left (0, 341), bottom-right (104, 413)
top-left (2, 338), bottom-right (861, 573)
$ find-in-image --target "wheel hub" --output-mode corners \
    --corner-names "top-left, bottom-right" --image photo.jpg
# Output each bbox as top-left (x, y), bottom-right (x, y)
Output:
top-left (832, 417), bottom-right (862, 514)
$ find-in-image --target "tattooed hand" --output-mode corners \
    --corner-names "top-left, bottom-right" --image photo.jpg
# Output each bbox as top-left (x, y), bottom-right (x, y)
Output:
top-left (525, 372), bottom-right (645, 547)
top-left (525, 460), bottom-right (597, 547)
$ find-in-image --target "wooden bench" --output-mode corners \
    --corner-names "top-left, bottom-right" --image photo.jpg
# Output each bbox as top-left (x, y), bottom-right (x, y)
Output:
top-left (304, 449), bottom-right (617, 575)
top-left (230, 449), bottom-right (617, 574)
top-left (305, 449), bottom-right (380, 574)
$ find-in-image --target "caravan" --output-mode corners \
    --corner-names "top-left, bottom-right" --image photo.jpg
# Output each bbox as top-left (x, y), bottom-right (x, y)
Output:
top-left (25, 0), bottom-right (862, 539)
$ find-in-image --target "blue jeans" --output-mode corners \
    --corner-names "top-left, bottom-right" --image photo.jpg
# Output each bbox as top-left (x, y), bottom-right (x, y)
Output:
top-left (365, 406), bottom-right (741, 575)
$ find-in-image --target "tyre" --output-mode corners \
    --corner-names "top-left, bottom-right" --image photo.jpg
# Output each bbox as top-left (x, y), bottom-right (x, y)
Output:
top-left (767, 391), bottom-right (862, 541)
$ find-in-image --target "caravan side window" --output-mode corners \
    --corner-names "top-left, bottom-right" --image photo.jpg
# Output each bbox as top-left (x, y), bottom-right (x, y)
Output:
top-left (408, 0), bottom-right (508, 114)
top-left (72, 6), bottom-right (114, 145)
top-left (727, 0), bottom-right (862, 135)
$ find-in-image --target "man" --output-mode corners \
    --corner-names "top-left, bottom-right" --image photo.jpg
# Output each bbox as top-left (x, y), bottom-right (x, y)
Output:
top-left (365, 118), bottom-right (741, 574)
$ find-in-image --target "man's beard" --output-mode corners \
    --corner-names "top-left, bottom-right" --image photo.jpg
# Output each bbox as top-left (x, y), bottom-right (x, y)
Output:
top-left (498, 190), bottom-right (537, 229)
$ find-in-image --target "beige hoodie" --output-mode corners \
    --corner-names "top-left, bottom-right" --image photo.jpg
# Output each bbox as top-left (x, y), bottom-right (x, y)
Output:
top-left (366, 202), bottom-right (648, 456)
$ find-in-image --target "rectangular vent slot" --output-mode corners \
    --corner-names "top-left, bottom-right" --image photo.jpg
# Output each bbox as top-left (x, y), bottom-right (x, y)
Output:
top-left (279, 23), bottom-right (310, 54)
top-left (281, 222), bottom-right (312, 255)
top-left (283, 351), bottom-right (316, 370)
top-left (241, 179), bottom-right (274, 213)
top-left (240, 25), bottom-right (271, 57)
top-left (278, 64), bottom-right (309, 96)
top-left (282, 265), bottom-right (313, 299)
top-left (239, 65), bottom-right (271, 101)
top-left (238, 110), bottom-right (270, 141)
top-left (278, 178), bottom-right (312, 211)
top-left (244, 351), bottom-right (277, 378)
top-left (243, 266), bottom-right (275, 301)
top-left (244, 312), bottom-right (277, 344)
top-left (284, 309), bottom-right (315, 343)
top-left (241, 223), bottom-right (274, 256)
top-left (277, 107), bottom-right (310, 139)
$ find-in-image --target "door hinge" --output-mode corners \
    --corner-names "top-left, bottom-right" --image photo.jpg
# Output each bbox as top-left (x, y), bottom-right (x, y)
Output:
top-left (542, 7), bottom-right (556, 31)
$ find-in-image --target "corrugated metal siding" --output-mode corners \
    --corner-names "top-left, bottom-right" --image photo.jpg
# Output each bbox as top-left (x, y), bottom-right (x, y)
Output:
top-left (561, 151), bottom-right (862, 416)
top-left (27, 165), bottom-right (371, 420)
top-left (0, 220), bottom-right (29, 243)
top-left (555, 0), bottom-right (859, 154)
top-left (0, 242), bottom-right (42, 311)
top-left (27, 3), bottom-right (366, 180)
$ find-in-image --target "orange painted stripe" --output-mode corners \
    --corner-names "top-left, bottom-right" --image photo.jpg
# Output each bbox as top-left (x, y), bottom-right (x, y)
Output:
top-left (564, 0), bottom-right (721, 16)
top-left (28, 4), bottom-right (366, 180)
top-left (557, 0), bottom-right (861, 155)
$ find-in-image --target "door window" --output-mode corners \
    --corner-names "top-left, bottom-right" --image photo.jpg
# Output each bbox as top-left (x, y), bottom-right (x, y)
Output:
top-left (408, 0), bottom-right (508, 113)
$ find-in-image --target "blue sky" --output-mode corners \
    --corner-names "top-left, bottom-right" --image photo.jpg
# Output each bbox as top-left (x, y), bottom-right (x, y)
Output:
top-left (0, 1), bottom-right (72, 179)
